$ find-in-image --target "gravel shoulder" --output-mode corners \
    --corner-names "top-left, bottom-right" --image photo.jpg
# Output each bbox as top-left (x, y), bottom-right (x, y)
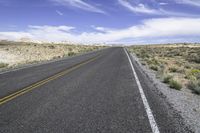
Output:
top-left (130, 53), bottom-right (200, 133)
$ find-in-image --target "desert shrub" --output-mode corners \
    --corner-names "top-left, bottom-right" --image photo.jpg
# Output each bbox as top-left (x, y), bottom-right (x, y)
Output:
top-left (48, 45), bottom-right (55, 49)
top-left (169, 79), bottom-right (182, 90)
top-left (53, 56), bottom-right (61, 59)
top-left (170, 49), bottom-right (181, 56)
top-left (150, 65), bottom-right (158, 71)
top-left (187, 81), bottom-right (200, 94)
top-left (194, 65), bottom-right (200, 70)
top-left (163, 75), bottom-right (173, 83)
top-left (184, 63), bottom-right (191, 69)
top-left (164, 48), bottom-right (181, 57)
top-left (141, 61), bottom-right (146, 66)
top-left (68, 48), bottom-right (73, 52)
top-left (187, 53), bottom-right (200, 63)
top-left (169, 67), bottom-right (178, 73)
top-left (147, 58), bottom-right (159, 66)
top-left (29, 60), bottom-right (39, 64)
top-left (187, 81), bottom-right (196, 90)
top-left (152, 58), bottom-right (159, 65)
top-left (175, 61), bottom-right (183, 66)
top-left (186, 69), bottom-right (200, 80)
top-left (136, 53), bottom-right (141, 57)
top-left (196, 73), bottom-right (200, 80)
top-left (177, 68), bottom-right (185, 73)
top-left (141, 53), bottom-right (150, 58)
top-left (134, 48), bottom-right (150, 58)
top-left (190, 69), bottom-right (200, 75)
top-left (68, 52), bottom-right (76, 56)
top-left (0, 63), bottom-right (8, 68)
top-left (156, 64), bottom-right (165, 78)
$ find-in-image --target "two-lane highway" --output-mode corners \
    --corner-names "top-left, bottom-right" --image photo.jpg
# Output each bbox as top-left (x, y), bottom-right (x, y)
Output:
top-left (0, 48), bottom-right (191, 133)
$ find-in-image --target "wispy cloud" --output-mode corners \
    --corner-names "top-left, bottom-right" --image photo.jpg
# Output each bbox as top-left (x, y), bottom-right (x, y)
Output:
top-left (51, 0), bottom-right (106, 14)
top-left (28, 25), bottom-right (75, 32)
top-left (159, 2), bottom-right (168, 5)
top-left (56, 10), bottom-right (63, 16)
top-left (118, 0), bottom-right (160, 15)
top-left (175, 0), bottom-right (200, 7)
top-left (118, 0), bottom-right (199, 17)
top-left (1, 18), bottom-right (200, 44)
top-left (91, 25), bottom-right (113, 33)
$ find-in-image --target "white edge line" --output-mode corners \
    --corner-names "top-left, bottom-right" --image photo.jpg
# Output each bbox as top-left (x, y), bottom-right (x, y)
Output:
top-left (124, 48), bottom-right (160, 133)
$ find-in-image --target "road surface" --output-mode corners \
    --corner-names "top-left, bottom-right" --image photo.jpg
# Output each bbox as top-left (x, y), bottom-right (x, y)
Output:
top-left (0, 47), bottom-right (191, 133)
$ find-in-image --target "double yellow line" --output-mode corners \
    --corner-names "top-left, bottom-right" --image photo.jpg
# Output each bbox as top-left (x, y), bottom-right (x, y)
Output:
top-left (0, 56), bottom-right (99, 106)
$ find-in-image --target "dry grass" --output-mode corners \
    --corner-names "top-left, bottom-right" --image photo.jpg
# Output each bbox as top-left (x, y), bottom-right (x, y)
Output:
top-left (128, 43), bottom-right (200, 94)
top-left (0, 41), bottom-right (105, 69)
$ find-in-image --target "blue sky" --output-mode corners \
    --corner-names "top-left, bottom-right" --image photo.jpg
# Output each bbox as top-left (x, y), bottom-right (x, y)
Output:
top-left (0, 0), bottom-right (200, 44)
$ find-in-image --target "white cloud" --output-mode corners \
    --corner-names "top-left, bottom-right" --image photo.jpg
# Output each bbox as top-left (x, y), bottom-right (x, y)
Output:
top-left (118, 0), bottom-right (160, 15)
top-left (0, 32), bottom-right (33, 41)
top-left (175, 0), bottom-right (200, 7)
top-left (56, 10), bottom-right (63, 16)
top-left (28, 25), bottom-right (75, 32)
top-left (51, 0), bottom-right (106, 14)
top-left (91, 25), bottom-right (113, 33)
top-left (159, 2), bottom-right (168, 5)
top-left (0, 18), bottom-right (200, 44)
top-left (118, 0), bottom-right (199, 17)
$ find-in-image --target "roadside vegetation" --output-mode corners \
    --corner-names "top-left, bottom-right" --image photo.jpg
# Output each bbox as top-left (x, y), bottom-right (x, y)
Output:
top-left (0, 62), bottom-right (8, 68)
top-left (0, 40), bottom-right (105, 70)
top-left (129, 43), bottom-right (200, 94)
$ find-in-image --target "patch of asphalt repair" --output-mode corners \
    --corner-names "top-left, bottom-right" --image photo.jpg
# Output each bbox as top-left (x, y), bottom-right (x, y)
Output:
top-left (130, 52), bottom-right (200, 133)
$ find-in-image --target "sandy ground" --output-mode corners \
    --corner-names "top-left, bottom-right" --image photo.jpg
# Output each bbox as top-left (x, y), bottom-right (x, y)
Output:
top-left (0, 42), bottom-right (103, 69)
top-left (0, 50), bottom-right (20, 65)
top-left (131, 53), bottom-right (200, 133)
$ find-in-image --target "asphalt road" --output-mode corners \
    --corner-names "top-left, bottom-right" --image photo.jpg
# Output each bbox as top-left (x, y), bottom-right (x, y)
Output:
top-left (0, 47), bottom-right (192, 133)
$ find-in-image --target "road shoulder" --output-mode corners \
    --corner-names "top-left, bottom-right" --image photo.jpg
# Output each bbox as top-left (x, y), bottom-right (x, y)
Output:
top-left (130, 52), bottom-right (200, 133)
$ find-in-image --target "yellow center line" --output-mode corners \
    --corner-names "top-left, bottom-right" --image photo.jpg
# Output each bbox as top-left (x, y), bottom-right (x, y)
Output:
top-left (0, 56), bottom-right (99, 106)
